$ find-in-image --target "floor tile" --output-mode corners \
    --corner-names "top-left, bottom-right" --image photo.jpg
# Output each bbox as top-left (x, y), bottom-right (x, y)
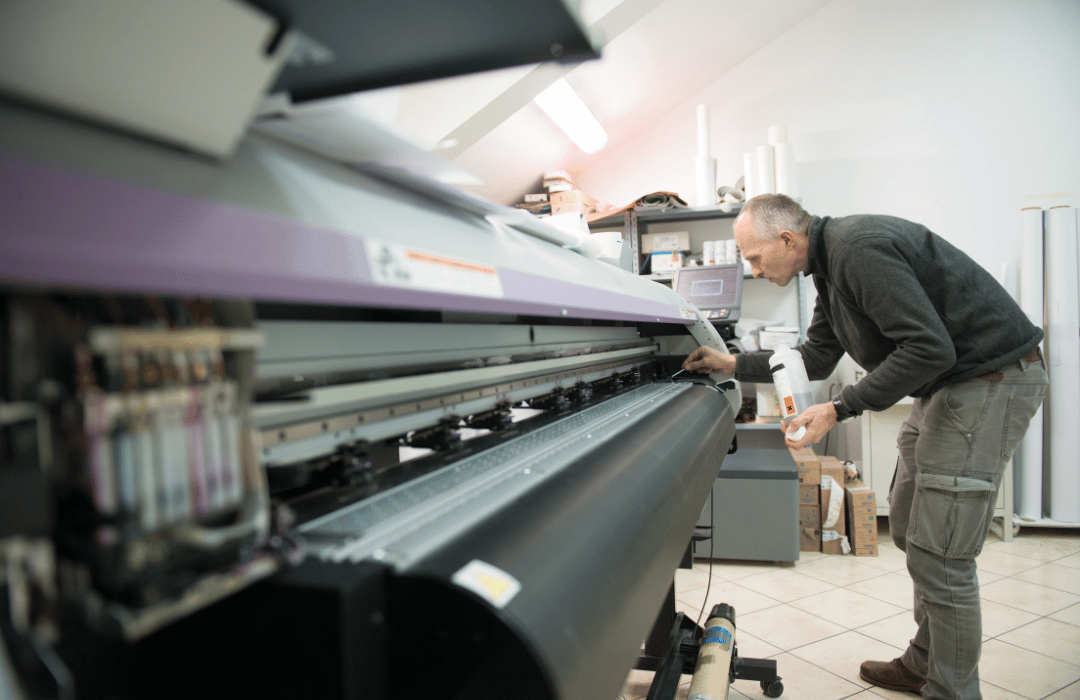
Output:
top-left (734, 629), bottom-right (784, 660)
top-left (700, 558), bottom-right (793, 581)
top-left (978, 639), bottom-right (1080, 699)
top-left (789, 630), bottom-right (908, 689)
top-left (675, 565), bottom-right (718, 594)
top-left (847, 571), bottom-right (914, 609)
top-left (1055, 552), bottom-right (1080, 570)
top-left (981, 577), bottom-right (1080, 616)
top-left (1051, 602), bottom-right (1080, 628)
top-left (869, 681), bottom-right (1032, 700)
top-left (984, 535), bottom-right (1080, 563)
top-left (855, 611), bottom-right (916, 651)
top-left (757, 652), bottom-right (865, 700)
top-left (792, 555), bottom-right (892, 586)
top-left (737, 604), bottom-right (847, 651)
top-left (1043, 680), bottom-right (1080, 700)
top-left (736, 568), bottom-right (837, 603)
top-left (976, 548), bottom-right (1046, 577)
top-left (1013, 562), bottom-right (1080, 595)
top-left (789, 588), bottom-right (907, 628)
top-left (676, 579), bottom-right (783, 618)
top-left (858, 545), bottom-right (910, 572)
top-left (998, 617), bottom-right (1080, 666)
top-left (978, 598), bottom-right (1041, 638)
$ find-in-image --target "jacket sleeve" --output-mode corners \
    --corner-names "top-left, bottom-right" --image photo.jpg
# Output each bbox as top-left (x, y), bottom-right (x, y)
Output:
top-left (835, 236), bottom-right (955, 414)
top-left (797, 294), bottom-right (845, 381)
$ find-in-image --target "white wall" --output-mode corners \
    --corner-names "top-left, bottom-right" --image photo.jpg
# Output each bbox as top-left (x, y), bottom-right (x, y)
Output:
top-left (579, 0), bottom-right (1080, 276)
top-left (579, 0), bottom-right (1080, 459)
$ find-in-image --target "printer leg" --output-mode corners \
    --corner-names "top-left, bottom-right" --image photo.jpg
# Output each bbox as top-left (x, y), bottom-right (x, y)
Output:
top-left (638, 581), bottom-right (677, 670)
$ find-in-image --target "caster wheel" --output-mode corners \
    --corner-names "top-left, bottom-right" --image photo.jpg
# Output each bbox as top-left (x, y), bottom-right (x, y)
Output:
top-left (761, 679), bottom-right (783, 698)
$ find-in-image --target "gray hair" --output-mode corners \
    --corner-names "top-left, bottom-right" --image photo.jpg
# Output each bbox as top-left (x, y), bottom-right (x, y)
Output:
top-left (737, 194), bottom-right (811, 241)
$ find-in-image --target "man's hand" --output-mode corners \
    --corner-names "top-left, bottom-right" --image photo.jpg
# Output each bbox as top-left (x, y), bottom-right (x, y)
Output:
top-left (782, 401), bottom-right (838, 449)
top-left (683, 346), bottom-right (737, 375)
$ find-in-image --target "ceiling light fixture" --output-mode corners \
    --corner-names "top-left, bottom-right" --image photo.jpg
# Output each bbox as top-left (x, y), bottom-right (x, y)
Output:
top-left (534, 78), bottom-right (608, 154)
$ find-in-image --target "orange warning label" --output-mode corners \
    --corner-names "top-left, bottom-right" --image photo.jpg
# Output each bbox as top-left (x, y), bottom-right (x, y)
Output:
top-left (783, 396), bottom-right (796, 415)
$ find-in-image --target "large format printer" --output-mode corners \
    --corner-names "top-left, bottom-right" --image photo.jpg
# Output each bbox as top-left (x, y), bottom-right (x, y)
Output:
top-left (0, 2), bottom-right (743, 699)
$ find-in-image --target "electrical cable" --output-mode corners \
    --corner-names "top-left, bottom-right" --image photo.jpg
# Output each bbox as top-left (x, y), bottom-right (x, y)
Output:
top-left (695, 487), bottom-right (714, 628)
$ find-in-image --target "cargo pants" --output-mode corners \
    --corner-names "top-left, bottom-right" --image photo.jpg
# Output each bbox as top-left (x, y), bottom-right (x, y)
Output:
top-left (888, 353), bottom-right (1048, 700)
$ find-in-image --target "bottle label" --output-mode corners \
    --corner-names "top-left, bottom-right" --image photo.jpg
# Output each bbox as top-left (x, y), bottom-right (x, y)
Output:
top-left (773, 369), bottom-right (798, 417)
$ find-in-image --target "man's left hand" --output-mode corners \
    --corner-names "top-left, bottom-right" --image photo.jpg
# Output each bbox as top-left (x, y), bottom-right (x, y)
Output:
top-left (781, 402), bottom-right (838, 449)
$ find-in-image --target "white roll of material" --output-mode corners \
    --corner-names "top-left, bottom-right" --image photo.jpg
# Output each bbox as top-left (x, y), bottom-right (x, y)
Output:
top-left (703, 241), bottom-right (715, 265)
top-left (767, 124), bottom-right (787, 145)
top-left (697, 105), bottom-right (711, 157)
top-left (1016, 207), bottom-right (1045, 520)
top-left (743, 151), bottom-right (758, 201)
top-left (696, 155), bottom-right (716, 208)
top-left (756, 144), bottom-right (775, 196)
top-left (774, 142), bottom-right (795, 197)
top-left (1045, 206), bottom-right (1080, 523)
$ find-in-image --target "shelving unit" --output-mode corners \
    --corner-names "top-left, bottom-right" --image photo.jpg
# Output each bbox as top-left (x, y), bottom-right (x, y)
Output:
top-left (589, 204), bottom-right (808, 339)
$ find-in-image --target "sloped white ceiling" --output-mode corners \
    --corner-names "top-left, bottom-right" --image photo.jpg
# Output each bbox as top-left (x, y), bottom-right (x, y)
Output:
top-left (318, 0), bottom-right (832, 206)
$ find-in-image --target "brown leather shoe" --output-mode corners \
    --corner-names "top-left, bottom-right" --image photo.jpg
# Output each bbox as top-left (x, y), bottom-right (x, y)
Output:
top-left (859, 658), bottom-right (926, 694)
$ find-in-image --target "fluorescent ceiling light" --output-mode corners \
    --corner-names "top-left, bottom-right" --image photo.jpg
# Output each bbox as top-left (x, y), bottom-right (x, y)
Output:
top-left (534, 78), bottom-right (608, 154)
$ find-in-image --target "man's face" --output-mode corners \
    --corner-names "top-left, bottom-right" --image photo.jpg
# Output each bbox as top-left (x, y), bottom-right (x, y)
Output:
top-left (734, 213), bottom-right (800, 287)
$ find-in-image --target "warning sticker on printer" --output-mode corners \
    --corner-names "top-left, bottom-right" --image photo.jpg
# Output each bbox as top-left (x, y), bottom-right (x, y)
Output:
top-left (366, 239), bottom-right (504, 298)
top-left (451, 559), bottom-right (522, 608)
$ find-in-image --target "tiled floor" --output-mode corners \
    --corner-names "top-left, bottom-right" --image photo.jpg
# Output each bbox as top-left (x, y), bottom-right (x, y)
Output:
top-left (620, 520), bottom-right (1080, 700)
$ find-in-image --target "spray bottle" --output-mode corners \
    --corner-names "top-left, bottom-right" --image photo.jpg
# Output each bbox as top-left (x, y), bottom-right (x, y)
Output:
top-left (769, 343), bottom-right (813, 441)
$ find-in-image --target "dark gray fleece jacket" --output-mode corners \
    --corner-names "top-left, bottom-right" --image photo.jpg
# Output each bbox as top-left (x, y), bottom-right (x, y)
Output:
top-left (734, 214), bottom-right (1043, 414)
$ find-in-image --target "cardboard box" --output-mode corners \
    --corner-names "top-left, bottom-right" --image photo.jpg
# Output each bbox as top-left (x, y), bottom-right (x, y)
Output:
top-left (524, 193), bottom-right (548, 203)
top-left (819, 457), bottom-right (847, 555)
top-left (550, 189), bottom-right (597, 215)
top-left (642, 230), bottom-right (690, 253)
top-left (799, 484), bottom-right (819, 506)
top-left (799, 504), bottom-right (821, 552)
top-left (845, 478), bottom-right (878, 556)
top-left (789, 445), bottom-right (820, 486)
top-left (755, 384), bottom-right (781, 417)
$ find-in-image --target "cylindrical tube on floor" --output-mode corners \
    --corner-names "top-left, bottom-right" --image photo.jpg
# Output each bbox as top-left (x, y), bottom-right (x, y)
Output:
top-left (688, 607), bottom-right (735, 700)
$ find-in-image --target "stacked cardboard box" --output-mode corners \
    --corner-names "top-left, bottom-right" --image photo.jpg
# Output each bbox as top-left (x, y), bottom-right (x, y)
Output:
top-left (819, 457), bottom-right (847, 555)
top-left (845, 478), bottom-right (878, 556)
top-left (550, 189), bottom-right (598, 215)
top-left (790, 446), bottom-right (821, 551)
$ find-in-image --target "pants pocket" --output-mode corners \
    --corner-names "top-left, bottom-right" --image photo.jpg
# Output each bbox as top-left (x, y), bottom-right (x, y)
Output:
top-left (907, 471), bottom-right (996, 558)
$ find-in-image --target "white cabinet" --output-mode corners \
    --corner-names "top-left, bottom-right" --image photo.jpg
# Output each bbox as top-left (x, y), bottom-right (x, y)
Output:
top-left (859, 397), bottom-right (1013, 540)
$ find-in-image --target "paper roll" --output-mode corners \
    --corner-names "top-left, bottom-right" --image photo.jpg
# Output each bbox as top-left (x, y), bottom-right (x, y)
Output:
top-left (774, 142), bottom-right (795, 197)
top-left (767, 124), bottom-right (786, 145)
top-left (703, 241), bottom-right (714, 265)
top-left (756, 144), bottom-right (775, 196)
top-left (1045, 206), bottom-right (1080, 523)
top-left (1016, 207), bottom-right (1045, 520)
top-left (695, 155), bottom-right (716, 207)
top-left (697, 105), bottom-right (711, 158)
top-left (743, 151), bottom-right (758, 201)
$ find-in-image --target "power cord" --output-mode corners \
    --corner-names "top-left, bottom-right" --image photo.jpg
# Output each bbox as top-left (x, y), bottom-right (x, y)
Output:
top-left (695, 488), bottom-right (714, 627)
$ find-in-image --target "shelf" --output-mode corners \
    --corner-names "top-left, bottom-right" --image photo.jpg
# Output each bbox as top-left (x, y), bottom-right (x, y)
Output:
top-left (588, 203), bottom-right (742, 229)
top-left (643, 273), bottom-right (673, 281)
top-left (735, 420), bottom-right (785, 430)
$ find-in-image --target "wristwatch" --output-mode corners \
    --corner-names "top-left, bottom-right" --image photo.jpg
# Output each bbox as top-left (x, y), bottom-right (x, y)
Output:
top-left (831, 394), bottom-right (858, 423)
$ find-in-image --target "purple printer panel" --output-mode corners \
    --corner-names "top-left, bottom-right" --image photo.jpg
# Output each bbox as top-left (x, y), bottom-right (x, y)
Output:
top-left (0, 158), bottom-right (686, 324)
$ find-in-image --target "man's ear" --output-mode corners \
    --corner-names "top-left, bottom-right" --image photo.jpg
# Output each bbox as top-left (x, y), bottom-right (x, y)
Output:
top-left (779, 230), bottom-right (794, 247)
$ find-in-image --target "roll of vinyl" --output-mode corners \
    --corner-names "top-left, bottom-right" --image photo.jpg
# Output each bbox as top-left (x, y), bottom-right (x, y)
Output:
top-left (756, 144), bottom-right (775, 196)
top-left (768, 124), bottom-right (787, 145)
top-left (1045, 205), bottom-right (1080, 523)
top-left (774, 142), bottom-right (795, 197)
top-left (696, 155), bottom-right (716, 208)
top-left (697, 105), bottom-right (711, 158)
top-left (1016, 207), bottom-right (1044, 519)
top-left (743, 151), bottom-right (758, 201)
